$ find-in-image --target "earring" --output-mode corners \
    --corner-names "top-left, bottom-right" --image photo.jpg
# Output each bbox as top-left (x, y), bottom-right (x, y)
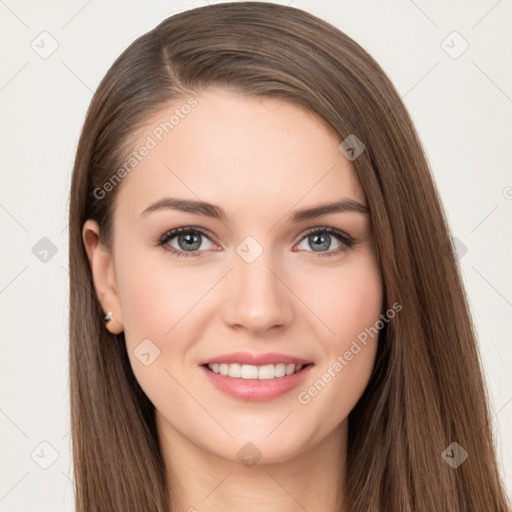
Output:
top-left (103, 310), bottom-right (123, 335)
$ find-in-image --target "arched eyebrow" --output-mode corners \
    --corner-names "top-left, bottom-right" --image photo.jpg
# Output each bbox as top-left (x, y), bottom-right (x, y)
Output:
top-left (140, 198), bottom-right (225, 220)
top-left (139, 197), bottom-right (369, 222)
top-left (290, 199), bottom-right (368, 221)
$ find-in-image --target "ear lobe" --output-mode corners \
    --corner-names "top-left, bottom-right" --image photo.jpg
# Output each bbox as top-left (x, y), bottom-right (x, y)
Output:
top-left (82, 219), bottom-right (124, 334)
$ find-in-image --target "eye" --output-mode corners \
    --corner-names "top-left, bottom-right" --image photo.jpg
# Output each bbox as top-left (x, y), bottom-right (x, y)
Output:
top-left (295, 226), bottom-right (355, 257)
top-left (157, 225), bottom-right (355, 258)
top-left (158, 226), bottom-right (217, 257)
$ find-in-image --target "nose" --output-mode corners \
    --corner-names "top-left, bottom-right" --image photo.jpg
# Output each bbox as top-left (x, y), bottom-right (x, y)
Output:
top-left (221, 249), bottom-right (295, 334)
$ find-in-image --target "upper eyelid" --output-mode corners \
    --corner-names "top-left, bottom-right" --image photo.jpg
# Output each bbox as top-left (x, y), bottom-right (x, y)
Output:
top-left (160, 225), bottom-right (211, 240)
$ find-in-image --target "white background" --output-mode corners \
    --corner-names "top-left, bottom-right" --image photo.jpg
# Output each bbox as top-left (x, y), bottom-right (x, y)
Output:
top-left (0, 1), bottom-right (511, 510)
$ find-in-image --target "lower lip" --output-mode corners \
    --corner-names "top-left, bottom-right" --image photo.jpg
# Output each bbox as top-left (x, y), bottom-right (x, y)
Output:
top-left (200, 364), bottom-right (314, 402)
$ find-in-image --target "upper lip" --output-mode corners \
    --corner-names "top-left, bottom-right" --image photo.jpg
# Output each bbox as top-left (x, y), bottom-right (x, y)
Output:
top-left (199, 352), bottom-right (313, 366)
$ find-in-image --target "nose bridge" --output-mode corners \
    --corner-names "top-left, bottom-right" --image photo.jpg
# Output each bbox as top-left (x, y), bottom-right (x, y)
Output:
top-left (222, 237), bottom-right (294, 332)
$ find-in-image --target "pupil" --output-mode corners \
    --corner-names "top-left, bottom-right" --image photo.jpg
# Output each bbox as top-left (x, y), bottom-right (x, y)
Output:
top-left (179, 233), bottom-right (201, 251)
top-left (310, 233), bottom-right (330, 252)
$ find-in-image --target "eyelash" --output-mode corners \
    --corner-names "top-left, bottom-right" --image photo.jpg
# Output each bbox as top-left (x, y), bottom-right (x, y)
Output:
top-left (156, 225), bottom-right (356, 259)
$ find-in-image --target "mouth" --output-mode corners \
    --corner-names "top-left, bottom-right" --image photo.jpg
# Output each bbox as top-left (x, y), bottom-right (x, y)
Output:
top-left (200, 362), bottom-right (314, 401)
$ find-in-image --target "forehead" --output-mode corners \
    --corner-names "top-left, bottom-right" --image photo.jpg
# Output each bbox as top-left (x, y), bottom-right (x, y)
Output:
top-left (114, 89), bottom-right (365, 223)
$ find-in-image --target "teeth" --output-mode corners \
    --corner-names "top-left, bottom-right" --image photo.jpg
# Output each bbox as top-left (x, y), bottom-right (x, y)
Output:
top-left (228, 363), bottom-right (241, 378)
top-left (207, 362), bottom-right (305, 379)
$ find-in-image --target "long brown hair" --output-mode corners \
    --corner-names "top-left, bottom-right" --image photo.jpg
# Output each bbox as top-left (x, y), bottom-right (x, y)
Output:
top-left (68, 2), bottom-right (511, 510)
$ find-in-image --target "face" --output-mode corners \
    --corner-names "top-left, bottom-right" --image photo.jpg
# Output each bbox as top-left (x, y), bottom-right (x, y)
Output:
top-left (83, 88), bottom-right (383, 465)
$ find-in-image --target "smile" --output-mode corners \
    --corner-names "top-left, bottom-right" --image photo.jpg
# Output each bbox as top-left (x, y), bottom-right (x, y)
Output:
top-left (200, 362), bottom-right (314, 401)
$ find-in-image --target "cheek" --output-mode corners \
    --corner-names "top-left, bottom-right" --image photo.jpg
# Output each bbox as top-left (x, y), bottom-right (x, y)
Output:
top-left (114, 246), bottom-right (207, 340)
top-left (113, 250), bottom-right (194, 407)
top-left (294, 251), bottom-right (382, 414)
top-left (118, 268), bottom-right (168, 338)
top-left (299, 251), bottom-right (383, 350)
top-left (336, 265), bottom-right (383, 345)
top-left (331, 255), bottom-right (383, 384)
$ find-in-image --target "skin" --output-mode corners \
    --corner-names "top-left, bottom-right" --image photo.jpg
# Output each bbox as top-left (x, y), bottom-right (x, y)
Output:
top-left (83, 89), bottom-right (383, 512)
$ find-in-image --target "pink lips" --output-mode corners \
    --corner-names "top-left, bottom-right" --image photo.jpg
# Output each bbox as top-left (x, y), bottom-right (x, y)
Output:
top-left (199, 352), bottom-right (314, 402)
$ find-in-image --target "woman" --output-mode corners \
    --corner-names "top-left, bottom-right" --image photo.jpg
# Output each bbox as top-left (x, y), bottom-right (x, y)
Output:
top-left (68, 2), bottom-right (511, 511)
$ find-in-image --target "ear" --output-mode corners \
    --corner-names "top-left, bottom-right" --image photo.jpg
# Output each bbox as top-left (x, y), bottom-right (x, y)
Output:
top-left (82, 219), bottom-right (124, 334)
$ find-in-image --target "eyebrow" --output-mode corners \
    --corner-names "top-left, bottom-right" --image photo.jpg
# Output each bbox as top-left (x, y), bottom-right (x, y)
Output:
top-left (140, 197), bottom-right (369, 222)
